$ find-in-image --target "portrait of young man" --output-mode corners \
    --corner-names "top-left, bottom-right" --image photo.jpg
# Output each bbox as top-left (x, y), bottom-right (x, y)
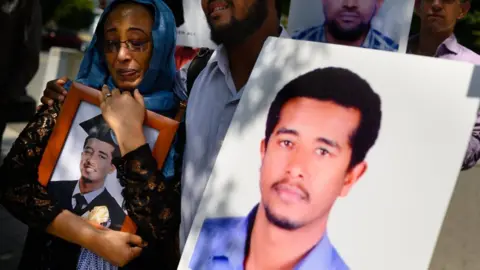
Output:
top-left (47, 114), bottom-right (127, 269)
top-left (188, 67), bottom-right (382, 270)
top-left (291, 0), bottom-right (399, 51)
top-left (48, 114), bottom-right (126, 229)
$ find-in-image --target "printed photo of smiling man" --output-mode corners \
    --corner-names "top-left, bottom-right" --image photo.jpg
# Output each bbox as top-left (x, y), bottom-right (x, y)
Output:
top-left (288, 0), bottom-right (416, 52)
top-left (48, 113), bottom-right (126, 231)
top-left (188, 67), bottom-right (382, 270)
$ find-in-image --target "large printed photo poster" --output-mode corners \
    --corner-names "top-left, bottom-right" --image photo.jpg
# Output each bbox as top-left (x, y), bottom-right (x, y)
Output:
top-left (287, 0), bottom-right (416, 53)
top-left (178, 37), bottom-right (480, 270)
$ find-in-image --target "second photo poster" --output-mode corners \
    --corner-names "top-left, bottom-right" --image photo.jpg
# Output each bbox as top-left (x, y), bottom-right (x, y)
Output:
top-left (287, 0), bottom-right (416, 53)
top-left (178, 37), bottom-right (480, 270)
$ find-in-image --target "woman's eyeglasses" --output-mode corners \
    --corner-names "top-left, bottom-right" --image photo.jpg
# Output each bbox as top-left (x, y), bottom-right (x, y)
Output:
top-left (104, 39), bottom-right (150, 53)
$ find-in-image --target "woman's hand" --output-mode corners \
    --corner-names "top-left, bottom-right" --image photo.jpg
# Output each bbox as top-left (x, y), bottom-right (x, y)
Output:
top-left (89, 227), bottom-right (146, 267)
top-left (99, 85), bottom-right (147, 155)
top-left (46, 210), bottom-right (145, 267)
top-left (40, 77), bottom-right (69, 106)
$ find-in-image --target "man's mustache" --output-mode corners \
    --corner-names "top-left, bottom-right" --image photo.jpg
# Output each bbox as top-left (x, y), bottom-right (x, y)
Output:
top-left (337, 9), bottom-right (360, 17)
top-left (272, 179), bottom-right (310, 202)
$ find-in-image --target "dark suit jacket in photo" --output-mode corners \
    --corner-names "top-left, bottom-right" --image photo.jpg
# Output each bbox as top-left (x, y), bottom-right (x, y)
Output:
top-left (48, 180), bottom-right (126, 231)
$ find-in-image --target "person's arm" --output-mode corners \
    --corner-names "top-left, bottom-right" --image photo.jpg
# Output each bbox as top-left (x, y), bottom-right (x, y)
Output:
top-left (113, 143), bottom-right (181, 269)
top-left (462, 110), bottom-right (480, 170)
top-left (0, 103), bottom-right (64, 228)
top-left (0, 102), bottom-right (145, 266)
top-left (47, 210), bottom-right (144, 267)
top-left (99, 88), bottom-right (181, 268)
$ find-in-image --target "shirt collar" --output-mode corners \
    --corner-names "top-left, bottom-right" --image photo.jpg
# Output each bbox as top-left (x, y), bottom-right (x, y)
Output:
top-left (279, 25), bottom-right (290, 38)
top-left (294, 233), bottom-right (336, 270)
top-left (211, 204), bottom-right (340, 270)
top-left (205, 25), bottom-right (290, 97)
top-left (407, 34), bottom-right (460, 56)
top-left (210, 205), bottom-right (256, 267)
top-left (72, 180), bottom-right (106, 205)
top-left (439, 34), bottom-right (460, 55)
top-left (209, 24), bottom-right (290, 68)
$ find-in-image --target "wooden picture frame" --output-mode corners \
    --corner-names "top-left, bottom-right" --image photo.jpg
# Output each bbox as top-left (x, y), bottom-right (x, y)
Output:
top-left (38, 82), bottom-right (179, 233)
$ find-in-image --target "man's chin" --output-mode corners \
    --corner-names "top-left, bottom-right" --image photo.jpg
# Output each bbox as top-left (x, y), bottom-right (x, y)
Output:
top-left (208, 21), bottom-right (232, 35)
top-left (208, 15), bottom-right (233, 28)
top-left (81, 177), bottom-right (93, 184)
top-left (424, 23), bottom-right (452, 34)
top-left (264, 204), bottom-right (304, 231)
top-left (81, 175), bottom-right (100, 184)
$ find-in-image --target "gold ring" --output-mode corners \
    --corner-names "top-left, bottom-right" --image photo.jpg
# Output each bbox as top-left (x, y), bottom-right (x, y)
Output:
top-left (105, 93), bottom-right (112, 98)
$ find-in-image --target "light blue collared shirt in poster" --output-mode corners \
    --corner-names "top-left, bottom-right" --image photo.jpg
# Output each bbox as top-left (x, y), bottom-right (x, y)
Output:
top-left (189, 205), bottom-right (349, 270)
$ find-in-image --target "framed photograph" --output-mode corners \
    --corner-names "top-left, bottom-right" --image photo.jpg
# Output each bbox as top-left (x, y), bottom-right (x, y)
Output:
top-left (38, 82), bottom-right (179, 233)
top-left (287, 0), bottom-right (416, 53)
top-left (179, 37), bottom-right (480, 270)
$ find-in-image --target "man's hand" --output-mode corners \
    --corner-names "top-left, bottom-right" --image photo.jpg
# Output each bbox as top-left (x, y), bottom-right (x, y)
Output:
top-left (88, 228), bottom-right (146, 267)
top-left (40, 76), bottom-right (69, 106)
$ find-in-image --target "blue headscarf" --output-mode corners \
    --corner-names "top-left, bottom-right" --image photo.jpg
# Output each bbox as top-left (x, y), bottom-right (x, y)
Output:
top-left (67, 0), bottom-right (178, 115)
top-left (65, 0), bottom-right (180, 179)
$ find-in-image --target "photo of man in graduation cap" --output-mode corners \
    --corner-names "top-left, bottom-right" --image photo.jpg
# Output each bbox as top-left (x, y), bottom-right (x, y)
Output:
top-left (48, 113), bottom-right (126, 231)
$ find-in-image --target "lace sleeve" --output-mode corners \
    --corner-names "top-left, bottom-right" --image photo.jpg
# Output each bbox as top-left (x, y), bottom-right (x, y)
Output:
top-left (115, 144), bottom-right (180, 240)
top-left (0, 103), bottom-right (63, 230)
top-left (114, 144), bottom-right (180, 267)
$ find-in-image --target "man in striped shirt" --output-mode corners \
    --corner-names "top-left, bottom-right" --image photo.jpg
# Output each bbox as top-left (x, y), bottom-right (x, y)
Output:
top-left (292, 0), bottom-right (398, 51)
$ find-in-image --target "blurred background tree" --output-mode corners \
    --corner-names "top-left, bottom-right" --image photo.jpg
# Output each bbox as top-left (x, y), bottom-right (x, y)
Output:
top-left (40, 0), bottom-right (95, 31)
top-left (40, 0), bottom-right (63, 24)
top-left (409, 0), bottom-right (480, 53)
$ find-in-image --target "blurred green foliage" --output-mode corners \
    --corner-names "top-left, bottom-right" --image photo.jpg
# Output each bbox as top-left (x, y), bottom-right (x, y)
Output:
top-left (41, 0), bottom-right (95, 31)
top-left (409, 1), bottom-right (480, 53)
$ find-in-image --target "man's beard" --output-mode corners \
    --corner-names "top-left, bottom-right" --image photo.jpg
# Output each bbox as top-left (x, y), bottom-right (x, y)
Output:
top-left (208, 0), bottom-right (268, 46)
top-left (264, 204), bottom-right (302, 230)
top-left (82, 177), bottom-right (94, 184)
top-left (325, 19), bottom-right (371, 42)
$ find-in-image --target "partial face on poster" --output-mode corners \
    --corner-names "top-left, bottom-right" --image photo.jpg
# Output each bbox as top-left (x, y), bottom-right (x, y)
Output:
top-left (178, 37), bottom-right (480, 270)
top-left (288, 0), bottom-right (416, 52)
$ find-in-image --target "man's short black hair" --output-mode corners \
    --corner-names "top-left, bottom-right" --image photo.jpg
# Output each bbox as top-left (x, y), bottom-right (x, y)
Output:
top-left (265, 67), bottom-right (382, 169)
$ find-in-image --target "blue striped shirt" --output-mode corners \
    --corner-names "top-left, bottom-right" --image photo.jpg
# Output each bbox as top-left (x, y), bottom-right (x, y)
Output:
top-left (292, 25), bottom-right (398, 52)
top-left (189, 205), bottom-right (349, 270)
